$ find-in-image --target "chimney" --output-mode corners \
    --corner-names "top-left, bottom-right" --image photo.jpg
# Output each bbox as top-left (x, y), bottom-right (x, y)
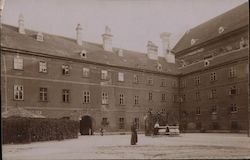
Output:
top-left (76, 23), bottom-right (82, 45)
top-left (147, 41), bottom-right (158, 60)
top-left (18, 14), bottom-right (25, 34)
top-left (102, 26), bottom-right (113, 52)
top-left (160, 32), bottom-right (175, 63)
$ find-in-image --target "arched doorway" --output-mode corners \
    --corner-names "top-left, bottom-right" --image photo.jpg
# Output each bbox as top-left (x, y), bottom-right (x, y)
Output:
top-left (80, 116), bottom-right (93, 135)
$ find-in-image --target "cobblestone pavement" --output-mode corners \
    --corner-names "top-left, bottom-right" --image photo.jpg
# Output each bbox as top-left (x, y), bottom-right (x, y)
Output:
top-left (3, 133), bottom-right (250, 159)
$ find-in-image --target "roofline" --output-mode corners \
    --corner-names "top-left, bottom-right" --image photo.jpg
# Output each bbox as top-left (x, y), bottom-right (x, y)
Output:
top-left (1, 46), bottom-right (179, 77)
top-left (173, 25), bottom-right (248, 57)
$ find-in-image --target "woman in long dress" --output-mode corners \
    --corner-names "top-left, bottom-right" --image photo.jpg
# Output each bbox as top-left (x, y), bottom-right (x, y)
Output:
top-left (131, 122), bottom-right (138, 145)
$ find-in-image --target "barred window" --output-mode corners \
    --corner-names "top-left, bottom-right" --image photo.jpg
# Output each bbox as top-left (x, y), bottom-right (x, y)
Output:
top-left (39, 87), bottom-right (48, 101)
top-left (102, 92), bottom-right (108, 104)
top-left (62, 89), bottom-right (70, 103)
top-left (14, 85), bottom-right (24, 100)
top-left (14, 57), bottom-right (23, 70)
top-left (83, 91), bottom-right (90, 103)
top-left (62, 65), bottom-right (70, 75)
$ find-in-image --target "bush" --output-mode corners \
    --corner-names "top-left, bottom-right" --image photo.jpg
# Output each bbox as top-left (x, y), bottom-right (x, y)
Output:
top-left (2, 117), bottom-right (79, 144)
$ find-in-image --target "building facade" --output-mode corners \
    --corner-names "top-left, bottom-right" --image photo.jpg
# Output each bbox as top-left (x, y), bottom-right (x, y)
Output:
top-left (1, 2), bottom-right (249, 133)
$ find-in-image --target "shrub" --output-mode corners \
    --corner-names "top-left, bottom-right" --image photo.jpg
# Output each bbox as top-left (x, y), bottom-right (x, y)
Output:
top-left (2, 117), bottom-right (79, 144)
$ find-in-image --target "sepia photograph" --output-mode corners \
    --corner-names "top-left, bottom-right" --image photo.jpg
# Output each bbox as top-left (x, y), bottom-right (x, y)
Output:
top-left (1, 0), bottom-right (249, 159)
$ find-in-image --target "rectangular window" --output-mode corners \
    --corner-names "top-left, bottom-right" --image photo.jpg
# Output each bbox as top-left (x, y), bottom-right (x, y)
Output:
top-left (172, 81), bottom-right (178, 88)
top-left (209, 89), bottom-right (216, 99)
top-left (229, 86), bottom-right (237, 95)
top-left (194, 76), bottom-right (200, 85)
top-left (101, 70), bottom-right (108, 80)
top-left (119, 118), bottom-right (125, 129)
top-left (62, 89), bottom-right (70, 103)
top-left (196, 107), bottom-right (201, 115)
top-left (82, 68), bottom-right (90, 77)
top-left (134, 118), bottom-right (139, 129)
top-left (134, 95), bottom-right (139, 105)
top-left (210, 72), bottom-right (217, 81)
top-left (118, 72), bottom-right (124, 82)
top-left (148, 92), bottom-right (153, 101)
top-left (62, 64), bottom-right (70, 75)
top-left (39, 87), bottom-right (48, 101)
top-left (180, 80), bottom-right (186, 88)
top-left (134, 74), bottom-right (139, 83)
top-left (211, 105), bottom-right (217, 114)
top-left (101, 118), bottom-right (109, 126)
top-left (181, 94), bottom-right (186, 102)
top-left (148, 77), bottom-right (153, 85)
top-left (229, 67), bottom-right (237, 78)
top-left (14, 85), bottom-right (24, 100)
top-left (195, 91), bottom-right (201, 101)
top-left (102, 92), bottom-right (108, 104)
top-left (161, 93), bottom-right (166, 101)
top-left (83, 91), bottom-right (90, 103)
top-left (119, 94), bottom-right (124, 105)
top-left (173, 95), bottom-right (178, 103)
top-left (39, 61), bottom-right (47, 73)
top-left (230, 104), bottom-right (238, 113)
top-left (14, 57), bottom-right (23, 70)
top-left (160, 79), bottom-right (166, 87)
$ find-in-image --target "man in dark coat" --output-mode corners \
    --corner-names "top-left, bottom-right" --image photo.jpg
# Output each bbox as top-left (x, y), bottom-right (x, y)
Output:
top-left (131, 122), bottom-right (138, 145)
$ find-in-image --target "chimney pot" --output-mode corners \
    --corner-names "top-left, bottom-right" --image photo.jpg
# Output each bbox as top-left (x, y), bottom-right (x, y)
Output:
top-left (76, 23), bottom-right (82, 45)
top-left (18, 14), bottom-right (25, 34)
top-left (102, 26), bottom-right (113, 52)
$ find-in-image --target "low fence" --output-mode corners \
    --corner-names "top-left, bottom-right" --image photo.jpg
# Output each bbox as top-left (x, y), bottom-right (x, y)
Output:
top-left (2, 117), bottom-right (79, 144)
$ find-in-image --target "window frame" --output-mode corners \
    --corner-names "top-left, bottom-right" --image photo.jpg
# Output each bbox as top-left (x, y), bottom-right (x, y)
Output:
top-left (62, 89), bottom-right (70, 103)
top-left (13, 57), bottom-right (24, 70)
top-left (39, 61), bottom-right (47, 73)
top-left (14, 85), bottom-right (24, 101)
top-left (83, 91), bottom-right (90, 104)
top-left (39, 87), bottom-right (48, 102)
top-left (62, 64), bottom-right (70, 75)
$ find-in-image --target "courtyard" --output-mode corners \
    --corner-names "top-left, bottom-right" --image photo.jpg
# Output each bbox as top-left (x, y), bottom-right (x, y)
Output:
top-left (3, 133), bottom-right (250, 159)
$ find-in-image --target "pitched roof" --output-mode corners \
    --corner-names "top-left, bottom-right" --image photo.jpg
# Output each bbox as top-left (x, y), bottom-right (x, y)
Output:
top-left (1, 24), bottom-right (180, 75)
top-left (172, 2), bottom-right (249, 53)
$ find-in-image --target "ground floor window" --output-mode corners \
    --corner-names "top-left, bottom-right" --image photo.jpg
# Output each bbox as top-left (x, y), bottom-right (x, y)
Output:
top-left (119, 118), bottom-right (125, 129)
top-left (231, 121), bottom-right (239, 130)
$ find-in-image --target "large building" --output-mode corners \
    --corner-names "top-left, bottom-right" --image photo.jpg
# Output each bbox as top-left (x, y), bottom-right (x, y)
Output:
top-left (1, 2), bottom-right (249, 133)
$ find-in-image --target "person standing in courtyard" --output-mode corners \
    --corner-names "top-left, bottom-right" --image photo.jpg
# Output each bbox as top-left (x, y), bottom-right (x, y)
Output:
top-left (130, 122), bottom-right (138, 145)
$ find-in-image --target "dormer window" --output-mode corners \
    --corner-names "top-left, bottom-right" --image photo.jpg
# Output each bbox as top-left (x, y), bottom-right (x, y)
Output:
top-left (157, 63), bottom-right (162, 71)
top-left (80, 50), bottom-right (87, 58)
top-left (36, 32), bottom-right (44, 42)
top-left (204, 60), bottom-right (210, 67)
top-left (191, 39), bottom-right (198, 45)
top-left (218, 26), bottom-right (224, 34)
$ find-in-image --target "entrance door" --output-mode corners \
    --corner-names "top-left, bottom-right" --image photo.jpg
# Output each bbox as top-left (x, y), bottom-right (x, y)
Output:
top-left (80, 116), bottom-right (93, 135)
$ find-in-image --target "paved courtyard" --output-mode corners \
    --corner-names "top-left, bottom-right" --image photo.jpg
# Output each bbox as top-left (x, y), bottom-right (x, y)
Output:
top-left (3, 133), bottom-right (250, 159)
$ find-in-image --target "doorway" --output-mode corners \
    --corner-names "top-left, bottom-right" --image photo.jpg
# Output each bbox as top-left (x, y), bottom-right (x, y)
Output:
top-left (80, 116), bottom-right (93, 135)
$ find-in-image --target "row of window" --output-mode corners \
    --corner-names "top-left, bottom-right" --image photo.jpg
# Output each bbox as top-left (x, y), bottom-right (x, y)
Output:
top-left (13, 57), bottom-right (176, 87)
top-left (14, 85), bottom-right (168, 104)
top-left (180, 85), bottom-right (240, 102)
top-left (194, 104), bottom-right (238, 115)
top-left (180, 67), bottom-right (238, 88)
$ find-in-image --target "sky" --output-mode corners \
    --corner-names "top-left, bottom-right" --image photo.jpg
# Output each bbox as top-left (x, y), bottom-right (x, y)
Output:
top-left (1, 0), bottom-right (247, 56)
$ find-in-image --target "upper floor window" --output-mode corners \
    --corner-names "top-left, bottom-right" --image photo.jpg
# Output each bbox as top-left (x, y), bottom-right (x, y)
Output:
top-left (148, 92), bottom-right (153, 101)
top-left (172, 80), bottom-right (178, 88)
top-left (62, 64), bottom-right (70, 75)
top-left (194, 76), bottom-right (200, 85)
top-left (180, 80), bottom-right (186, 88)
top-left (39, 61), bottom-right (47, 73)
top-left (102, 92), bottom-right (108, 104)
top-left (62, 89), bottom-right (70, 103)
top-left (173, 95), bottom-right (178, 103)
top-left (82, 68), bottom-right (90, 77)
top-left (134, 95), bottom-right (139, 105)
top-left (119, 118), bottom-right (125, 129)
top-left (101, 70), bottom-right (108, 80)
top-left (14, 85), bottom-right (24, 100)
top-left (161, 93), bottom-right (166, 101)
top-left (229, 67), bottom-right (237, 78)
top-left (181, 94), bottom-right (186, 102)
top-left (229, 86), bottom-right (237, 96)
top-left (118, 72), bottom-right (124, 82)
top-left (14, 56), bottom-right (23, 70)
top-left (83, 91), bottom-right (90, 104)
top-left (209, 89), bottom-right (216, 99)
top-left (160, 79), bottom-right (166, 87)
top-left (195, 91), bottom-right (201, 101)
top-left (239, 37), bottom-right (247, 48)
top-left (147, 77), bottom-right (153, 85)
top-left (230, 104), bottom-right (238, 113)
top-left (39, 87), bottom-right (48, 101)
top-left (210, 72), bottom-right (217, 81)
top-left (134, 74), bottom-right (139, 83)
top-left (119, 94), bottom-right (124, 105)
top-left (196, 107), bottom-right (201, 115)
top-left (211, 105), bottom-right (217, 114)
